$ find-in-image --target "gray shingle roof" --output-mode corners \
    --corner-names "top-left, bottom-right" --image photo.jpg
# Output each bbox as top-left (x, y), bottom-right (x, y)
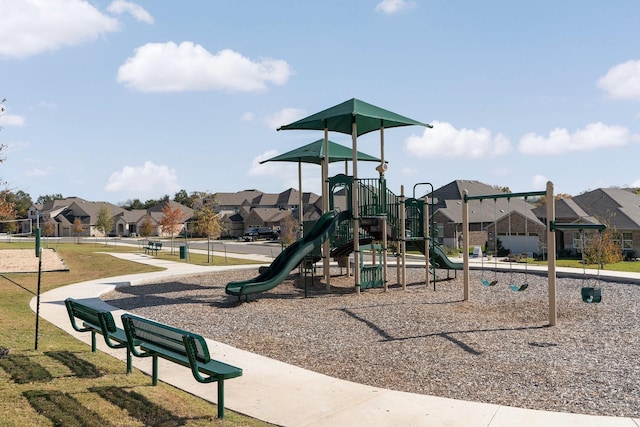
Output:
top-left (572, 188), bottom-right (640, 229)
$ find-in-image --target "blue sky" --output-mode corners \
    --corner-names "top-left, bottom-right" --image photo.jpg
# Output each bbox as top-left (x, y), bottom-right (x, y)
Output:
top-left (2, 0), bottom-right (640, 204)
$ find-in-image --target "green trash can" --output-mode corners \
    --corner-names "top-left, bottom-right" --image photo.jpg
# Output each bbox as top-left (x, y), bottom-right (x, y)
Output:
top-left (179, 245), bottom-right (187, 260)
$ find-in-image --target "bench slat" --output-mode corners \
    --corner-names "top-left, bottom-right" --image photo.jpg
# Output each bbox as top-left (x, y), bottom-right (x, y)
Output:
top-left (64, 298), bottom-right (132, 374)
top-left (140, 341), bottom-right (242, 379)
top-left (121, 313), bottom-right (242, 419)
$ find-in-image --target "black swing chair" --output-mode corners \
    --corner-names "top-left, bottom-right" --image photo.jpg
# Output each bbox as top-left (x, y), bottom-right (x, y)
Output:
top-left (507, 197), bottom-right (529, 292)
top-left (580, 229), bottom-right (602, 303)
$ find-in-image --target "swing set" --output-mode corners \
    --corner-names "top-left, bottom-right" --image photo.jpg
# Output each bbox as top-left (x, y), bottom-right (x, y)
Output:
top-left (475, 195), bottom-right (533, 292)
top-left (462, 181), bottom-right (606, 326)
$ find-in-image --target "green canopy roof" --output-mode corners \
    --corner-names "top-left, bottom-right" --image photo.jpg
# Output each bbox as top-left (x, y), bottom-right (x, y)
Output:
top-left (260, 139), bottom-right (380, 165)
top-left (277, 98), bottom-right (432, 137)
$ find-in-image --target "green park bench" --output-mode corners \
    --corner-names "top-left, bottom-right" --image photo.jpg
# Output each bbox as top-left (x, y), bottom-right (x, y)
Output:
top-left (121, 313), bottom-right (243, 419)
top-left (143, 241), bottom-right (162, 255)
top-left (64, 298), bottom-right (132, 374)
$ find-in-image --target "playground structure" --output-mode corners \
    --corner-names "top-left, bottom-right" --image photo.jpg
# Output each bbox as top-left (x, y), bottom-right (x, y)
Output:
top-left (225, 170), bottom-right (463, 299)
top-left (462, 181), bottom-right (606, 326)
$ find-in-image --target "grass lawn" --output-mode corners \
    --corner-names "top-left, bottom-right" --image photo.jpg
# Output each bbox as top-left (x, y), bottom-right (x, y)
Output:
top-left (0, 242), bottom-right (271, 427)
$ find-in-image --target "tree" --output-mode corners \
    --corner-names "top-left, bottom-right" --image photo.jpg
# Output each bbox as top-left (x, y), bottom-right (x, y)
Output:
top-left (122, 198), bottom-right (145, 210)
top-left (0, 189), bottom-right (15, 223)
top-left (2, 218), bottom-right (16, 234)
top-left (143, 195), bottom-right (169, 209)
top-left (0, 145), bottom-right (16, 221)
top-left (36, 193), bottom-right (64, 204)
top-left (139, 215), bottom-right (156, 238)
top-left (492, 185), bottom-right (511, 193)
top-left (173, 189), bottom-right (194, 208)
top-left (583, 224), bottom-right (623, 267)
top-left (73, 217), bottom-right (83, 244)
top-left (41, 218), bottom-right (56, 247)
top-left (535, 193), bottom-right (572, 207)
top-left (280, 212), bottom-right (299, 245)
top-left (6, 190), bottom-right (32, 218)
top-left (192, 196), bottom-right (221, 263)
top-left (159, 202), bottom-right (186, 255)
top-left (95, 205), bottom-right (114, 246)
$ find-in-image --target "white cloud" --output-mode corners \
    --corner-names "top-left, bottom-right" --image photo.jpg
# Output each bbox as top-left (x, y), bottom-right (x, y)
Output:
top-left (105, 161), bottom-right (180, 194)
top-left (0, 114), bottom-right (26, 127)
top-left (247, 150), bottom-right (281, 177)
top-left (241, 112), bottom-right (255, 122)
top-left (375, 0), bottom-right (416, 14)
top-left (117, 42), bottom-right (292, 92)
top-left (26, 167), bottom-right (52, 177)
top-left (532, 175), bottom-right (548, 189)
top-left (518, 122), bottom-right (634, 155)
top-left (107, 0), bottom-right (154, 24)
top-left (247, 150), bottom-right (300, 188)
top-left (404, 121), bottom-right (512, 159)
top-left (632, 178), bottom-right (640, 187)
top-left (0, 0), bottom-right (119, 58)
top-left (267, 108), bottom-right (306, 130)
top-left (597, 60), bottom-right (640, 100)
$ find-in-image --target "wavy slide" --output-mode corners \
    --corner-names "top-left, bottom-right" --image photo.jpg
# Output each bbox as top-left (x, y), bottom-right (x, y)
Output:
top-left (413, 240), bottom-right (463, 270)
top-left (225, 210), bottom-right (351, 299)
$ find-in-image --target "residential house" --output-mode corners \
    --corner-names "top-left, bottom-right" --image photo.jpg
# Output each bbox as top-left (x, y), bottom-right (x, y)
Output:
top-left (213, 188), bottom-right (321, 238)
top-left (30, 198), bottom-right (194, 238)
top-left (427, 180), bottom-right (544, 255)
top-left (555, 188), bottom-right (640, 257)
top-left (532, 198), bottom-right (600, 256)
top-left (30, 197), bottom-right (124, 237)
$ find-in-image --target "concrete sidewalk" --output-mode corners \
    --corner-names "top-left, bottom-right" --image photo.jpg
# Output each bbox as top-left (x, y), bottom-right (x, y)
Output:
top-left (31, 253), bottom-right (640, 427)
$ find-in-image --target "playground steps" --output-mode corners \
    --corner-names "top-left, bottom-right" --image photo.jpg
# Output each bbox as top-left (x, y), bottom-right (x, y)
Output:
top-left (360, 216), bottom-right (401, 241)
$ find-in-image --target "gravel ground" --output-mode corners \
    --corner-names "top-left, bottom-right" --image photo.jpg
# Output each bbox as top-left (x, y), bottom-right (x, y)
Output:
top-left (102, 266), bottom-right (640, 417)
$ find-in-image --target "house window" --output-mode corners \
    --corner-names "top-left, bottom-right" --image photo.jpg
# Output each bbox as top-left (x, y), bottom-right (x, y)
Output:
top-left (622, 232), bottom-right (633, 250)
top-left (572, 231), bottom-right (583, 251)
top-left (433, 224), bottom-right (444, 243)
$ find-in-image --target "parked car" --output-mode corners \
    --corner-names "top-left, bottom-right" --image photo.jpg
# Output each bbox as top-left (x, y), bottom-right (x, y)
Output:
top-left (241, 228), bottom-right (258, 241)
top-left (257, 227), bottom-right (279, 240)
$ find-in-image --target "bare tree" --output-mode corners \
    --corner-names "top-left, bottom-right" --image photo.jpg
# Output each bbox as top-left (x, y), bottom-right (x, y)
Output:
top-left (139, 215), bottom-right (155, 238)
top-left (41, 218), bottom-right (56, 248)
top-left (95, 206), bottom-right (114, 246)
top-left (73, 217), bottom-right (83, 244)
top-left (159, 202), bottom-right (186, 255)
top-left (280, 212), bottom-right (299, 246)
top-left (193, 196), bottom-right (222, 263)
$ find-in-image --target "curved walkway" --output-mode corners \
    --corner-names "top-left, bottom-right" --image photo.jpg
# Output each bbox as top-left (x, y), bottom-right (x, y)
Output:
top-left (31, 253), bottom-right (640, 427)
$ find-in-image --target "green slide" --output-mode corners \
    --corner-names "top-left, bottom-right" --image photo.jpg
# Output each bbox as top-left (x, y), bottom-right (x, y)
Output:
top-left (413, 240), bottom-right (463, 270)
top-left (225, 210), bottom-right (351, 299)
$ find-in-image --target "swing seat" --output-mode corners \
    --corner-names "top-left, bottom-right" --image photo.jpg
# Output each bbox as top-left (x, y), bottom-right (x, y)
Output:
top-left (509, 283), bottom-right (528, 292)
top-left (581, 287), bottom-right (602, 303)
top-left (480, 278), bottom-right (497, 287)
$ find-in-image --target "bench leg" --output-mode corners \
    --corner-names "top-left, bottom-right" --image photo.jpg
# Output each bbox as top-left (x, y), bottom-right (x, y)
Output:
top-left (91, 331), bottom-right (97, 352)
top-left (126, 349), bottom-right (132, 374)
top-left (217, 380), bottom-right (224, 419)
top-left (152, 355), bottom-right (158, 386)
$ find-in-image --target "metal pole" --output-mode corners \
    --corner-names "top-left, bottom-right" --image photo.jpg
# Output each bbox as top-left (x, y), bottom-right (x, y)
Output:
top-left (382, 215), bottom-right (388, 291)
top-left (546, 181), bottom-right (557, 326)
top-left (352, 120), bottom-right (360, 294)
top-left (298, 161), bottom-right (303, 237)
top-left (34, 247), bottom-right (43, 350)
top-left (423, 198), bottom-right (429, 288)
top-left (323, 127), bottom-right (331, 291)
top-left (399, 186), bottom-right (406, 290)
top-left (463, 190), bottom-right (470, 301)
